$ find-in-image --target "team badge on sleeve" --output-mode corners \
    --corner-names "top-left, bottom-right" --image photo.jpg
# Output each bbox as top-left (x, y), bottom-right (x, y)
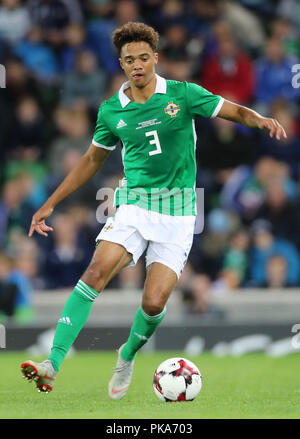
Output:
top-left (164, 102), bottom-right (181, 118)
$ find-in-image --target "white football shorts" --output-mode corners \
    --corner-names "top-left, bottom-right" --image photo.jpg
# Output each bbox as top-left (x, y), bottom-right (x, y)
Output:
top-left (96, 204), bottom-right (195, 278)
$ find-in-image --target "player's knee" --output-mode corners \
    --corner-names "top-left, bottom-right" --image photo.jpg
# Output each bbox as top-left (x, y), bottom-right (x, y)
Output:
top-left (82, 262), bottom-right (107, 292)
top-left (142, 297), bottom-right (165, 316)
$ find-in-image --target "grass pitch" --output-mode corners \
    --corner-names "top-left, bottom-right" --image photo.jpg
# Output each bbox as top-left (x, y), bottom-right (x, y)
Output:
top-left (0, 351), bottom-right (299, 419)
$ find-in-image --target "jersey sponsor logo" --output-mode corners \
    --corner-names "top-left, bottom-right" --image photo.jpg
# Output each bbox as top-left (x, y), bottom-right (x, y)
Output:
top-left (117, 119), bottom-right (127, 129)
top-left (136, 118), bottom-right (162, 130)
top-left (164, 101), bottom-right (181, 118)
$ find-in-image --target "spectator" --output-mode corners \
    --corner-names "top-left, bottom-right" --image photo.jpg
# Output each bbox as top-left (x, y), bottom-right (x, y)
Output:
top-left (5, 107), bottom-right (49, 211)
top-left (257, 99), bottom-right (300, 179)
top-left (103, 73), bottom-right (127, 100)
top-left (249, 219), bottom-right (300, 287)
top-left (270, 17), bottom-right (300, 58)
top-left (8, 236), bottom-right (36, 322)
top-left (0, 252), bottom-right (18, 321)
top-left (46, 107), bottom-right (98, 208)
top-left (14, 27), bottom-right (60, 83)
top-left (48, 106), bottom-right (92, 175)
top-left (85, 0), bottom-right (114, 20)
top-left (28, 0), bottom-right (83, 48)
top-left (59, 0), bottom-right (83, 23)
top-left (60, 49), bottom-right (108, 110)
top-left (277, 0), bottom-right (300, 37)
top-left (47, 148), bottom-right (98, 209)
top-left (220, 157), bottom-right (296, 223)
top-left (67, 204), bottom-right (99, 248)
top-left (60, 24), bottom-right (89, 72)
top-left (222, 228), bottom-right (250, 287)
top-left (211, 268), bottom-right (240, 292)
top-left (0, 0), bottom-right (31, 45)
top-left (159, 24), bottom-right (191, 81)
top-left (0, 248), bottom-right (34, 323)
top-left (222, 0), bottom-right (265, 57)
top-left (238, 0), bottom-right (277, 18)
top-left (254, 37), bottom-right (300, 113)
top-left (0, 64), bottom-right (46, 184)
top-left (178, 267), bottom-right (224, 316)
top-left (147, 0), bottom-right (187, 34)
top-left (160, 24), bottom-right (188, 61)
top-left (266, 255), bottom-right (289, 288)
top-left (41, 212), bottom-right (91, 289)
top-left (187, 0), bottom-right (223, 39)
top-left (181, 272), bottom-right (213, 314)
top-left (179, 228), bottom-right (249, 312)
top-left (0, 174), bottom-right (37, 246)
top-left (2, 56), bottom-right (41, 107)
top-left (87, 0), bottom-right (141, 74)
top-left (197, 113), bottom-right (258, 172)
top-left (12, 95), bottom-right (48, 160)
top-left (188, 208), bottom-right (240, 280)
top-left (160, 58), bottom-right (190, 82)
top-left (200, 29), bottom-right (254, 104)
top-left (254, 178), bottom-right (300, 251)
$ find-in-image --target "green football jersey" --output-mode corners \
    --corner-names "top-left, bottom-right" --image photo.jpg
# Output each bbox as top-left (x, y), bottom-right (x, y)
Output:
top-left (92, 74), bottom-right (224, 216)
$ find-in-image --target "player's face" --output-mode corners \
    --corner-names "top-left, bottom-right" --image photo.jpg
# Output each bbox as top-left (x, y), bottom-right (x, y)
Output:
top-left (120, 41), bottom-right (158, 88)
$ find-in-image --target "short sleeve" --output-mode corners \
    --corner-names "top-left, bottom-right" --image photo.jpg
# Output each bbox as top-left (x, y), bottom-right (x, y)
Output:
top-left (185, 82), bottom-right (224, 118)
top-left (92, 104), bottom-right (119, 150)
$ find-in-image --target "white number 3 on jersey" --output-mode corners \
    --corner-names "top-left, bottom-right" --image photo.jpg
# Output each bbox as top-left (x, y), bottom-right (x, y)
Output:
top-left (146, 130), bottom-right (162, 156)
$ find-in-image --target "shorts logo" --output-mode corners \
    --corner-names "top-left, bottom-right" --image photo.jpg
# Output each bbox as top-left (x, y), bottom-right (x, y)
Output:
top-left (103, 223), bottom-right (114, 232)
top-left (164, 101), bottom-right (180, 118)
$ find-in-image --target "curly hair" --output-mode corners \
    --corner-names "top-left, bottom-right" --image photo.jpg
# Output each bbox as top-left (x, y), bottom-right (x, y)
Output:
top-left (113, 22), bottom-right (159, 55)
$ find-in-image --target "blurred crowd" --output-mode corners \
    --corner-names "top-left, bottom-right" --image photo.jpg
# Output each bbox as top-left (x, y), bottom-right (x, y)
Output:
top-left (1, 0), bottom-right (300, 322)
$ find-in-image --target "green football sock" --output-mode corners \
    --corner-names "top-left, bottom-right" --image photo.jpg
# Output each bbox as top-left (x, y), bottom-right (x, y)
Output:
top-left (121, 306), bottom-right (166, 362)
top-left (48, 280), bottom-right (99, 372)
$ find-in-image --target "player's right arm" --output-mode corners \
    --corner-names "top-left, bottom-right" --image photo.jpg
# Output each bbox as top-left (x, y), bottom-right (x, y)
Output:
top-left (28, 144), bottom-right (110, 237)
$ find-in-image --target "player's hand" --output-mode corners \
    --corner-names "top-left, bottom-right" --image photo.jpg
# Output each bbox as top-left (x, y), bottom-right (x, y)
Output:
top-left (257, 117), bottom-right (287, 141)
top-left (28, 205), bottom-right (54, 237)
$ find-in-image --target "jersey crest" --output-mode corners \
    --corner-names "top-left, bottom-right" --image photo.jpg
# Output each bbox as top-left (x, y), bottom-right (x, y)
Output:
top-left (164, 101), bottom-right (181, 118)
top-left (103, 223), bottom-right (114, 232)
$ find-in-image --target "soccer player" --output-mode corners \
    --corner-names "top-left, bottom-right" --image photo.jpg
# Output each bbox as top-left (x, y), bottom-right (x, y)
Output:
top-left (21, 22), bottom-right (286, 397)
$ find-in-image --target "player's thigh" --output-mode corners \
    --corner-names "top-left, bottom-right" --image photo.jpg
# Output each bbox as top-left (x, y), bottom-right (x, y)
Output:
top-left (142, 262), bottom-right (178, 315)
top-left (81, 240), bottom-right (132, 291)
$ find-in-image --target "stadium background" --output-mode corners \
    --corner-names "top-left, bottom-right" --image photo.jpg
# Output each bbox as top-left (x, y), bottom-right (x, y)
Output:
top-left (0, 0), bottom-right (300, 358)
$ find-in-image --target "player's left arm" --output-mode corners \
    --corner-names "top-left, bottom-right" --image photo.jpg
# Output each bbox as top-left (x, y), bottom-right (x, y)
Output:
top-left (217, 99), bottom-right (287, 140)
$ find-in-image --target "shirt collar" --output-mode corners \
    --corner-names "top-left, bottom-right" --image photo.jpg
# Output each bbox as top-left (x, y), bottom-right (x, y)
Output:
top-left (118, 74), bottom-right (167, 108)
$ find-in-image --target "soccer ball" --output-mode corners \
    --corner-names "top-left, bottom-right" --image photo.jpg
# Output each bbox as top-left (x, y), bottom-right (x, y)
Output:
top-left (153, 357), bottom-right (202, 402)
